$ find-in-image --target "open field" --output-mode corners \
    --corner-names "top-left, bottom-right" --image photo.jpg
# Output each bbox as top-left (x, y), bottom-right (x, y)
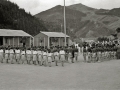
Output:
top-left (0, 54), bottom-right (120, 90)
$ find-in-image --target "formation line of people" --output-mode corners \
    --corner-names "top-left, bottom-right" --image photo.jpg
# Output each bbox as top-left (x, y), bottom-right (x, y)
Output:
top-left (82, 41), bottom-right (117, 63)
top-left (0, 46), bottom-right (79, 67)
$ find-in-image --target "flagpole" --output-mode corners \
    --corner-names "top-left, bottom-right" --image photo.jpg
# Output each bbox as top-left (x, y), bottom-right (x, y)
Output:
top-left (64, 0), bottom-right (66, 46)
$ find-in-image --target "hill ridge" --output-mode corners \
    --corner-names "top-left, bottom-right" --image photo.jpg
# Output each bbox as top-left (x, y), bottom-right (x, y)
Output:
top-left (34, 3), bottom-right (120, 39)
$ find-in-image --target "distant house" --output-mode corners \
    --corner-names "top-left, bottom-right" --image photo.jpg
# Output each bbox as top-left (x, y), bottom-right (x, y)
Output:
top-left (81, 38), bottom-right (96, 43)
top-left (107, 35), bottom-right (115, 41)
top-left (34, 31), bottom-right (70, 47)
top-left (0, 29), bottom-right (33, 47)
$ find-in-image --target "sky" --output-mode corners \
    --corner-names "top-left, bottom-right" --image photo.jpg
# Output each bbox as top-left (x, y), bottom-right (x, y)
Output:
top-left (9, 0), bottom-right (120, 15)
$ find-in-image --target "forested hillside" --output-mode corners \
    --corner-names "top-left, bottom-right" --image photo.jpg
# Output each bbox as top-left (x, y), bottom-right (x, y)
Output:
top-left (0, 0), bottom-right (48, 36)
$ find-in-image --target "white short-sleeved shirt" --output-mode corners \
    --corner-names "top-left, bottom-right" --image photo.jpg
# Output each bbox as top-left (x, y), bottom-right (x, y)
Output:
top-left (21, 51), bottom-right (25, 55)
top-left (38, 51), bottom-right (42, 55)
top-left (43, 52), bottom-right (47, 56)
top-left (26, 50), bottom-right (31, 55)
top-left (16, 50), bottom-right (20, 54)
top-left (59, 50), bottom-right (65, 55)
top-left (47, 53), bottom-right (53, 57)
top-left (33, 51), bottom-right (37, 55)
top-left (0, 50), bottom-right (3, 53)
top-left (10, 49), bottom-right (14, 54)
top-left (54, 52), bottom-right (59, 56)
top-left (5, 50), bottom-right (9, 54)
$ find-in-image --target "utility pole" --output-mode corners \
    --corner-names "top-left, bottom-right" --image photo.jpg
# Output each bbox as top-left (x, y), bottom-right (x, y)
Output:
top-left (61, 24), bottom-right (63, 32)
top-left (64, 0), bottom-right (66, 46)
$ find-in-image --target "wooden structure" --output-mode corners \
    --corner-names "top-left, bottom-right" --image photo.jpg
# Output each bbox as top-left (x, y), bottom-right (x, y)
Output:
top-left (34, 31), bottom-right (70, 47)
top-left (0, 29), bottom-right (33, 47)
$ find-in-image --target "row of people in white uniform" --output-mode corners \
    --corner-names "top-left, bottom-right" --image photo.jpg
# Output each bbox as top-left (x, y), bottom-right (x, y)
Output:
top-left (0, 47), bottom-right (79, 67)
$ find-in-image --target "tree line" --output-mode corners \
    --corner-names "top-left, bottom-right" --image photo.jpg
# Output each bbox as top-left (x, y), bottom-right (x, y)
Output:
top-left (0, 0), bottom-right (48, 36)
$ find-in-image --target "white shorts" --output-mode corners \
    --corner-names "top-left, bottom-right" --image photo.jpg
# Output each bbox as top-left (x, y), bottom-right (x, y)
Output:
top-left (60, 55), bottom-right (65, 61)
top-left (21, 55), bottom-right (26, 61)
top-left (43, 55), bottom-right (47, 61)
top-left (16, 54), bottom-right (20, 60)
top-left (5, 54), bottom-right (10, 59)
top-left (47, 57), bottom-right (52, 62)
top-left (10, 53), bottom-right (15, 60)
top-left (54, 56), bottom-right (59, 61)
top-left (38, 55), bottom-right (42, 61)
top-left (27, 54), bottom-right (31, 61)
top-left (0, 53), bottom-right (3, 60)
top-left (33, 55), bottom-right (37, 61)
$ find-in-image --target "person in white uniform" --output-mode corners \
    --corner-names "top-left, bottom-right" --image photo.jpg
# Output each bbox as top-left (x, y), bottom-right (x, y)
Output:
top-left (1, 47), bottom-right (5, 63)
top-left (32, 48), bottom-right (38, 65)
top-left (21, 48), bottom-right (26, 64)
top-left (5, 47), bottom-right (10, 63)
top-left (37, 48), bottom-right (43, 66)
top-left (0, 47), bottom-right (4, 63)
top-left (15, 47), bottom-right (21, 64)
top-left (10, 47), bottom-right (16, 64)
top-left (59, 47), bottom-right (65, 67)
top-left (42, 49), bottom-right (47, 66)
top-left (26, 48), bottom-right (32, 64)
top-left (47, 49), bottom-right (53, 67)
top-left (53, 48), bottom-right (60, 66)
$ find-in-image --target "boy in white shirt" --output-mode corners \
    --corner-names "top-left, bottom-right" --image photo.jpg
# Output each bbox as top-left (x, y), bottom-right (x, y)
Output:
top-left (59, 47), bottom-right (65, 67)
top-left (32, 48), bottom-right (38, 65)
top-left (26, 48), bottom-right (32, 64)
top-left (15, 47), bottom-right (21, 64)
top-left (21, 48), bottom-right (26, 64)
top-left (53, 48), bottom-right (60, 66)
top-left (37, 48), bottom-right (43, 66)
top-left (5, 47), bottom-right (10, 63)
top-left (10, 47), bottom-right (15, 64)
top-left (42, 49), bottom-right (47, 66)
top-left (0, 47), bottom-right (3, 63)
top-left (47, 49), bottom-right (53, 67)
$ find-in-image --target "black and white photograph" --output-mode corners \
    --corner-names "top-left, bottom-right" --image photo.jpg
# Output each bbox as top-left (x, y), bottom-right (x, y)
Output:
top-left (0, 0), bottom-right (120, 90)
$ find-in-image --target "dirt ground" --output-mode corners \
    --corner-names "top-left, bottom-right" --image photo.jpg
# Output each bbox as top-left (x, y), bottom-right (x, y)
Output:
top-left (0, 54), bottom-right (120, 90)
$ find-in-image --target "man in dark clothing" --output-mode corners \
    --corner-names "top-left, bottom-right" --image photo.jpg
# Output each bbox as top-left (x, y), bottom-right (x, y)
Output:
top-left (71, 45), bottom-right (75, 63)
top-left (116, 45), bottom-right (120, 59)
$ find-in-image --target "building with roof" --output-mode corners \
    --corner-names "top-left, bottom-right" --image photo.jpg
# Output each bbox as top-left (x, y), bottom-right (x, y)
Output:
top-left (81, 38), bottom-right (97, 43)
top-left (0, 29), bottom-right (33, 47)
top-left (34, 31), bottom-right (70, 47)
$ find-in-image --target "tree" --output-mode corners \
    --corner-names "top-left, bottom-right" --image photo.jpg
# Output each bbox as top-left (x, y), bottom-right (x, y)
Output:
top-left (116, 27), bottom-right (120, 33)
top-left (97, 37), bottom-right (109, 42)
top-left (0, 0), bottom-right (48, 36)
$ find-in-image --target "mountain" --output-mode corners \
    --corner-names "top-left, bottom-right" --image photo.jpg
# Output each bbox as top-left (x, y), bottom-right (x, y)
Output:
top-left (95, 8), bottom-right (120, 17)
top-left (67, 3), bottom-right (97, 14)
top-left (35, 3), bottom-right (120, 39)
top-left (35, 5), bottom-right (86, 22)
top-left (35, 5), bottom-right (86, 38)
top-left (0, 0), bottom-right (48, 36)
